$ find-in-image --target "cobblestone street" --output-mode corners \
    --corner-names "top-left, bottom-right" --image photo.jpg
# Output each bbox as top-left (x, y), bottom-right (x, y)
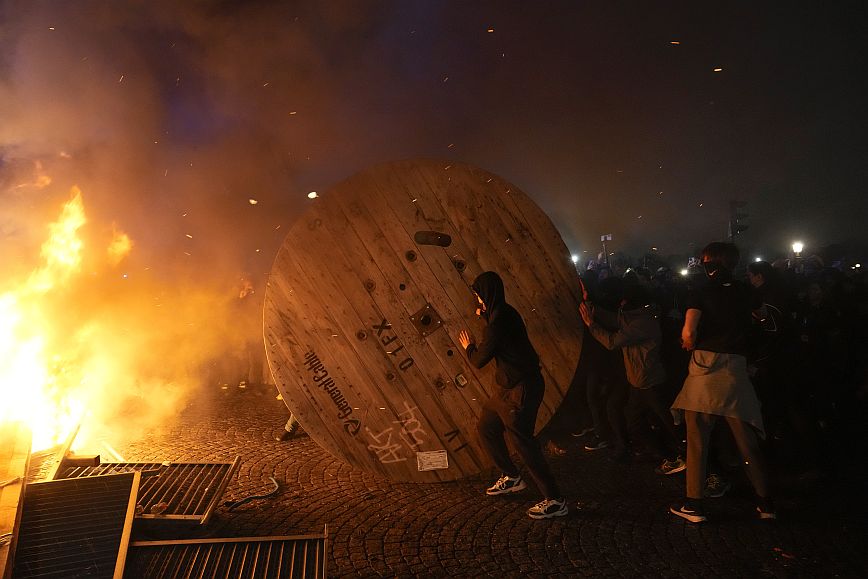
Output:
top-left (117, 383), bottom-right (867, 578)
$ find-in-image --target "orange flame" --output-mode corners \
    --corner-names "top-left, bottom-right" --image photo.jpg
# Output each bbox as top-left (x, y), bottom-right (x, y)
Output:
top-left (107, 226), bottom-right (133, 266)
top-left (2, 183), bottom-right (240, 453)
top-left (1, 187), bottom-right (93, 449)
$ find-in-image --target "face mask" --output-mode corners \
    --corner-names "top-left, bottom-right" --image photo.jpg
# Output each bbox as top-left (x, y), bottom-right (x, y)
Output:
top-left (474, 293), bottom-right (486, 316)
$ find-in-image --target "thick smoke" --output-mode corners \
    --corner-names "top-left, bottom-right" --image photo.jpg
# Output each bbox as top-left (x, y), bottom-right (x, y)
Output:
top-left (1, 1), bottom-right (865, 451)
top-left (0, 0), bottom-right (409, 449)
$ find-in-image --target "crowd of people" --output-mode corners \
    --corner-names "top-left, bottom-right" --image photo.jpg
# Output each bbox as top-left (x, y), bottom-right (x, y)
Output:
top-left (466, 241), bottom-right (868, 522)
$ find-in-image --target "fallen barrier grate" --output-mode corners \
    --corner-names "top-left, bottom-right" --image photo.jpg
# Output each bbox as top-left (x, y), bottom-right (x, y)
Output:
top-left (56, 457), bottom-right (240, 525)
top-left (12, 471), bottom-right (139, 578)
top-left (125, 526), bottom-right (328, 578)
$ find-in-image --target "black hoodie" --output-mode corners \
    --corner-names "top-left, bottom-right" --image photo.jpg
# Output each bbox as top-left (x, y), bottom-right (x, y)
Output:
top-left (466, 271), bottom-right (541, 388)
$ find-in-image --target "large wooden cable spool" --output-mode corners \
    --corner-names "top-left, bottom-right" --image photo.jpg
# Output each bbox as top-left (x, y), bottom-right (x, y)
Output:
top-left (263, 159), bottom-right (583, 482)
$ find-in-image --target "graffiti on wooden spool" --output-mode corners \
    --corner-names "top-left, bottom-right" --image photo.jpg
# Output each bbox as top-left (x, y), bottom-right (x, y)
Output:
top-left (264, 159), bottom-right (583, 482)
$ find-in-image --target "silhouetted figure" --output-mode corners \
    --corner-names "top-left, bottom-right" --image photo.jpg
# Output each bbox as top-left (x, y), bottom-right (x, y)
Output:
top-left (458, 271), bottom-right (567, 520)
top-left (670, 242), bottom-right (775, 523)
top-left (580, 280), bottom-right (684, 473)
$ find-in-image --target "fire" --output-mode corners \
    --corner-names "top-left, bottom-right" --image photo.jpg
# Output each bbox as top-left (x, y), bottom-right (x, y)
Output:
top-left (29, 188), bottom-right (86, 291)
top-left (2, 182), bottom-right (239, 454)
top-left (107, 227), bottom-right (133, 265)
top-left (0, 187), bottom-right (100, 450)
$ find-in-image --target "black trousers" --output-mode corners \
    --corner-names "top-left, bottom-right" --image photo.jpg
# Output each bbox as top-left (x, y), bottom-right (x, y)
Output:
top-left (478, 376), bottom-right (561, 499)
top-left (624, 385), bottom-right (683, 459)
top-left (585, 345), bottom-right (627, 445)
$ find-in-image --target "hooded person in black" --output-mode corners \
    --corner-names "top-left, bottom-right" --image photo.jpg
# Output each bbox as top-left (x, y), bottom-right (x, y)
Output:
top-left (458, 271), bottom-right (567, 520)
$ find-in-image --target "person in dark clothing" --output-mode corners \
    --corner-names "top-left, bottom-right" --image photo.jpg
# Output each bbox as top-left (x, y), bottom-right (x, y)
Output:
top-left (670, 242), bottom-right (775, 523)
top-left (458, 271), bottom-right (568, 520)
top-left (796, 280), bottom-right (845, 426)
top-left (581, 276), bottom-right (629, 453)
top-left (746, 260), bottom-right (818, 466)
top-left (580, 281), bottom-right (685, 472)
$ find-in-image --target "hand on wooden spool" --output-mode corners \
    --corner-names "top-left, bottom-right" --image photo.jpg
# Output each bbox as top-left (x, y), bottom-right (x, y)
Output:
top-left (263, 159), bottom-right (584, 482)
top-left (458, 330), bottom-right (474, 350)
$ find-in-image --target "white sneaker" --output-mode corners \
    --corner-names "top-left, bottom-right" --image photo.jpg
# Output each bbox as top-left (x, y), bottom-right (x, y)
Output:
top-left (669, 501), bottom-right (707, 523)
top-left (486, 474), bottom-right (527, 496)
top-left (527, 497), bottom-right (568, 519)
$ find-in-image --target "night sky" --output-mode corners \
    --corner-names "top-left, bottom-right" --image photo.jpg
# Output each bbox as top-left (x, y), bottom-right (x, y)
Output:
top-left (2, 0), bottom-right (866, 281)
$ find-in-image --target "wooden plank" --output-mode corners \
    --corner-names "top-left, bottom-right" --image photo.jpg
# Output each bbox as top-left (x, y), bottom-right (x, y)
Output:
top-left (398, 161), bottom-right (578, 417)
top-left (0, 422), bottom-right (30, 579)
top-left (264, 159), bottom-right (583, 482)
top-left (424, 163), bottom-right (577, 379)
top-left (266, 233), bottom-right (411, 477)
top-left (340, 170), bottom-right (508, 445)
top-left (459, 167), bottom-right (583, 387)
top-left (266, 243), bottom-right (374, 465)
top-left (323, 175), bottom-right (486, 478)
top-left (274, 184), bottom-right (484, 480)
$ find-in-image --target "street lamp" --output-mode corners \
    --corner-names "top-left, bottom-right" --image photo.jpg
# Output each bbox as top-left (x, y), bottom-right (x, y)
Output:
top-left (791, 241), bottom-right (804, 256)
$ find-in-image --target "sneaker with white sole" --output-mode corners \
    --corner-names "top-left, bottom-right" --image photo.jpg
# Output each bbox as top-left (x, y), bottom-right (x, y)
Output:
top-left (655, 456), bottom-right (686, 475)
top-left (571, 426), bottom-right (594, 438)
top-left (583, 436), bottom-right (610, 451)
top-left (486, 474), bottom-right (527, 496)
top-left (669, 500), bottom-right (707, 523)
top-left (527, 497), bottom-right (568, 519)
top-left (703, 473), bottom-right (732, 498)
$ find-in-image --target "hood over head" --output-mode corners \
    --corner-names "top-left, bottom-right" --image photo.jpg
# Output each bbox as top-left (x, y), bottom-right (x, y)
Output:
top-left (471, 271), bottom-right (505, 320)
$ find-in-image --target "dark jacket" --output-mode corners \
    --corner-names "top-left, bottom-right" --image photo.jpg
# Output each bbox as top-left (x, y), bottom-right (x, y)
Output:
top-left (465, 271), bottom-right (541, 388)
top-left (587, 303), bottom-right (666, 389)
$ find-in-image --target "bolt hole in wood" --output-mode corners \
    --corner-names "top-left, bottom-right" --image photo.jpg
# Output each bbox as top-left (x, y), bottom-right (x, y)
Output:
top-left (413, 230), bottom-right (452, 247)
top-left (263, 159), bottom-right (583, 483)
top-left (410, 304), bottom-right (443, 337)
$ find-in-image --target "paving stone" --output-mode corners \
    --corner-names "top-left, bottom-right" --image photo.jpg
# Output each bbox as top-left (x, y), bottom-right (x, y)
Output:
top-left (117, 382), bottom-right (868, 577)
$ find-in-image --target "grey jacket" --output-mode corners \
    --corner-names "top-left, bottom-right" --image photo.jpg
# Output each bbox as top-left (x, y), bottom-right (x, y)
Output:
top-left (587, 304), bottom-right (667, 389)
